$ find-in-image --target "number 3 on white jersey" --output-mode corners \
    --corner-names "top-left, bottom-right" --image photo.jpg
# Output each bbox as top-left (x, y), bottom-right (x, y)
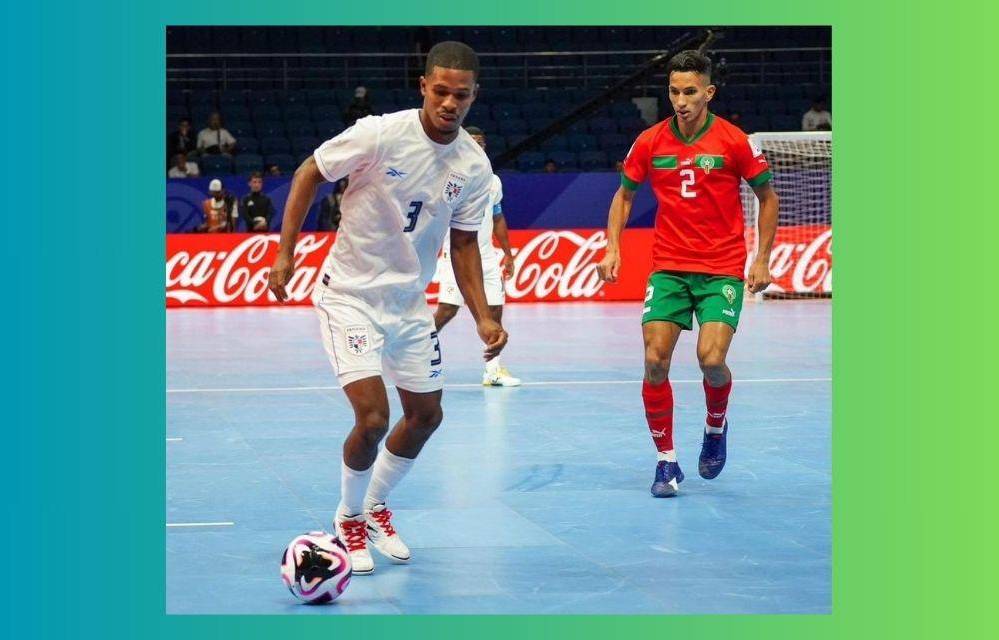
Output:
top-left (680, 169), bottom-right (697, 198)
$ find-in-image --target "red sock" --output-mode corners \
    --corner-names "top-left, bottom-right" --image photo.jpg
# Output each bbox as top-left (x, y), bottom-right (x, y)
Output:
top-left (642, 379), bottom-right (674, 453)
top-left (703, 378), bottom-right (732, 428)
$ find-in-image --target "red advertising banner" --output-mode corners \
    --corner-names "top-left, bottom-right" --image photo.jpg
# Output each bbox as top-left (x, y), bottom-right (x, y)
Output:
top-left (165, 226), bottom-right (831, 307)
top-left (764, 225), bottom-right (833, 295)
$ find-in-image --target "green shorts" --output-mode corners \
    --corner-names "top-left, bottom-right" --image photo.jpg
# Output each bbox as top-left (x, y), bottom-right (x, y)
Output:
top-left (641, 271), bottom-right (745, 331)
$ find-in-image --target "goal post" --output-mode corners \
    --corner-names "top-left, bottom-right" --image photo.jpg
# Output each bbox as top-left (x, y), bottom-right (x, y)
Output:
top-left (743, 131), bottom-right (832, 298)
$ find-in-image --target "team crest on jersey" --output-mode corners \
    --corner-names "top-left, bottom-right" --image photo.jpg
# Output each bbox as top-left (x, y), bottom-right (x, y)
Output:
top-left (344, 325), bottom-right (371, 355)
top-left (442, 171), bottom-right (469, 204)
top-left (698, 156), bottom-right (716, 172)
top-left (722, 284), bottom-right (737, 305)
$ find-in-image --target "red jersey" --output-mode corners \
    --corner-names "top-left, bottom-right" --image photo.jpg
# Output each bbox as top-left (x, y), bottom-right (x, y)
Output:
top-left (621, 113), bottom-right (771, 279)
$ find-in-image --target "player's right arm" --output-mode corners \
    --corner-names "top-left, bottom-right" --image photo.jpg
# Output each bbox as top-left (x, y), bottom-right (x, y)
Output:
top-left (597, 132), bottom-right (649, 283)
top-left (268, 117), bottom-right (380, 302)
top-left (268, 157), bottom-right (325, 302)
top-left (596, 187), bottom-right (636, 283)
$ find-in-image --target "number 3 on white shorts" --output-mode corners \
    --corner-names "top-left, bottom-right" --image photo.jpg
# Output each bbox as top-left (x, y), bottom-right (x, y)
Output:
top-left (680, 169), bottom-right (697, 198)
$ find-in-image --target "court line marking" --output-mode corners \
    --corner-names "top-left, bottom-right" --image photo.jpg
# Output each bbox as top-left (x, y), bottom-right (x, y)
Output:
top-left (166, 377), bottom-right (830, 394)
top-left (166, 437), bottom-right (184, 442)
top-left (166, 522), bottom-right (234, 528)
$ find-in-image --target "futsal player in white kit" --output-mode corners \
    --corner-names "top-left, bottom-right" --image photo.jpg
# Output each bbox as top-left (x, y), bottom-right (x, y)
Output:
top-left (268, 42), bottom-right (507, 575)
top-left (433, 126), bottom-right (521, 387)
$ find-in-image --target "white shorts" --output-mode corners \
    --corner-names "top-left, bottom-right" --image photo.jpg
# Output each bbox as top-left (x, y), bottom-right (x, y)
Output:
top-left (436, 255), bottom-right (505, 307)
top-left (312, 281), bottom-right (444, 393)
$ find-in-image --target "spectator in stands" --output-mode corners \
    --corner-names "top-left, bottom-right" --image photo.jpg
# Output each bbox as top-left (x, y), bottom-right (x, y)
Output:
top-left (167, 118), bottom-right (197, 163)
top-left (168, 152), bottom-right (200, 178)
top-left (714, 57), bottom-right (728, 87)
top-left (197, 178), bottom-right (238, 233)
top-left (544, 159), bottom-right (559, 174)
top-left (267, 164), bottom-right (282, 177)
top-left (239, 172), bottom-right (275, 232)
top-left (728, 111), bottom-right (744, 129)
top-left (802, 97), bottom-right (832, 131)
top-left (197, 112), bottom-right (237, 156)
top-left (343, 86), bottom-right (373, 127)
top-left (318, 178), bottom-right (348, 231)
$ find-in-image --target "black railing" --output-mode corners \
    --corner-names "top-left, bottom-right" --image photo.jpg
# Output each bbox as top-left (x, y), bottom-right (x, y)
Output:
top-left (166, 46), bottom-right (830, 92)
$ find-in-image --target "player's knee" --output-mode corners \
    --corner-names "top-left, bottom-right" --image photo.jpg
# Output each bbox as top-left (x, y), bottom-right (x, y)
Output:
top-left (356, 409), bottom-right (390, 442)
top-left (697, 348), bottom-right (727, 372)
top-left (644, 347), bottom-right (672, 382)
top-left (407, 406), bottom-right (443, 436)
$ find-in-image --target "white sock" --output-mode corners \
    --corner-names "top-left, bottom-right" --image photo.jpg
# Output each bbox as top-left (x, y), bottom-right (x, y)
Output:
top-left (485, 357), bottom-right (501, 375)
top-left (363, 446), bottom-right (416, 511)
top-left (338, 461), bottom-right (373, 516)
top-left (656, 450), bottom-right (677, 462)
top-left (705, 424), bottom-right (725, 435)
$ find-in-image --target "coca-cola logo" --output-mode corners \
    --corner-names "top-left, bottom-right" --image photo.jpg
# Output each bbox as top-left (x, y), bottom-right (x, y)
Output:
top-left (506, 230), bottom-right (608, 300)
top-left (166, 234), bottom-right (330, 305)
top-left (765, 228), bottom-right (832, 293)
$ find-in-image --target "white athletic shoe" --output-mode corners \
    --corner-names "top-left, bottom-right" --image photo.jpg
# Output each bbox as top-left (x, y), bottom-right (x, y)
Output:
top-left (365, 503), bottom-right (411, 563)
top-left (334, 511), bottom-right (375, 574)
top-left (483, 367), bottom-right (522, 387)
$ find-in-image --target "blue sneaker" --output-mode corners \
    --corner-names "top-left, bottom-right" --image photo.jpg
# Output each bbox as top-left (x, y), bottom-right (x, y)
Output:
top-left (698, 421), bottom-right (728, 479)
top-left (651, 460), bottom-right (684, 497)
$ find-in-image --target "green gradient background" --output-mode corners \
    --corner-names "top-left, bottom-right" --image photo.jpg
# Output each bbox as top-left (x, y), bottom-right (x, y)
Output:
top-left (4, 0), bottom-right (996, 637)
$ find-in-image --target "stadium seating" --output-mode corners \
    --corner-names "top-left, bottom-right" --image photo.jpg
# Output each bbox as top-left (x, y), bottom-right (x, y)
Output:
top-left (167, 27), bottom-right (831, 172)
top-left (199, 155), bottom-right (232, 175)
top-left (234, 153), bottom-right (264, 175)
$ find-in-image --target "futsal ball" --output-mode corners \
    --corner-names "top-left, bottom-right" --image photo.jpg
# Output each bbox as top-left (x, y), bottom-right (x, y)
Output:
top-left (280, 531), bottom-right (352, 604)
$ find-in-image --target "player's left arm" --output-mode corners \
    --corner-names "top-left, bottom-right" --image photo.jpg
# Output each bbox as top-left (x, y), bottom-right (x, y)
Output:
top-left (735, 132), bottom-right (780, 294)
top-left (492, 213), bottom-right (515, 279)
top-left (747, 181), bottom-right (779, 294)
top-left (450, 228), bottom-right (508, 360)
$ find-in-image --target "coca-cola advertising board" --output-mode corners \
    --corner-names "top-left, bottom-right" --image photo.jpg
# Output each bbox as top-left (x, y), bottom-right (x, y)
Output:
top-left (165, 226), bottom-right (831, 307)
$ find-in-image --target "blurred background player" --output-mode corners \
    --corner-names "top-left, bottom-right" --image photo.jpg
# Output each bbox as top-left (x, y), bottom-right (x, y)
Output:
top-left (433, 126), bottom-right (520, 387)
top-left (267, 41), bottom-right (507, 574)
top-left (596, 50), bottom-right (780, 498)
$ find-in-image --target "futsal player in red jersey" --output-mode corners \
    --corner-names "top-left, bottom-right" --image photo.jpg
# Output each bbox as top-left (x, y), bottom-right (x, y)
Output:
top-left (597, 50), bottom-right (780, 497)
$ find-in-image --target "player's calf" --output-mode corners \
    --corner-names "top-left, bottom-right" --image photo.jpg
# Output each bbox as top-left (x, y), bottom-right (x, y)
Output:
top-left (385, 406), bottom-right (443, 458)
top-left (433, 303), bottom-right (460, 331)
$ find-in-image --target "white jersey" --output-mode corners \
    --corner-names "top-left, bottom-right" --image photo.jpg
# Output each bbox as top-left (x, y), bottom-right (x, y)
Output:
top-left (440, 174), bottom-right (502, 268)
top-left (313, 109), bottom-right (493, 296)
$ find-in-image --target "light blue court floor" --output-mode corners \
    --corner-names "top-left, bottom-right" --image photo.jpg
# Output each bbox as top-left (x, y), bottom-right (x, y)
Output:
top-left (167, 300), bottom-right (830, 614)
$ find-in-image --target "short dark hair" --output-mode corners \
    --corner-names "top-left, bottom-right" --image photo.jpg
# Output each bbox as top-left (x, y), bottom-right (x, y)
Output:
top-left (464, 125), bottom-right (484, 136)
top-left (425, 41), bottom-right (479, 80)
top-left (666, 50), bottom-right (712, 81)
top-left (249, 171), bottom-right (263, 180)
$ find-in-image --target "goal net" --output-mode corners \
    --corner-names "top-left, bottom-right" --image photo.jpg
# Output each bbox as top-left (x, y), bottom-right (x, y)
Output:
top-left (742, 131), bottom-right (832, 298)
